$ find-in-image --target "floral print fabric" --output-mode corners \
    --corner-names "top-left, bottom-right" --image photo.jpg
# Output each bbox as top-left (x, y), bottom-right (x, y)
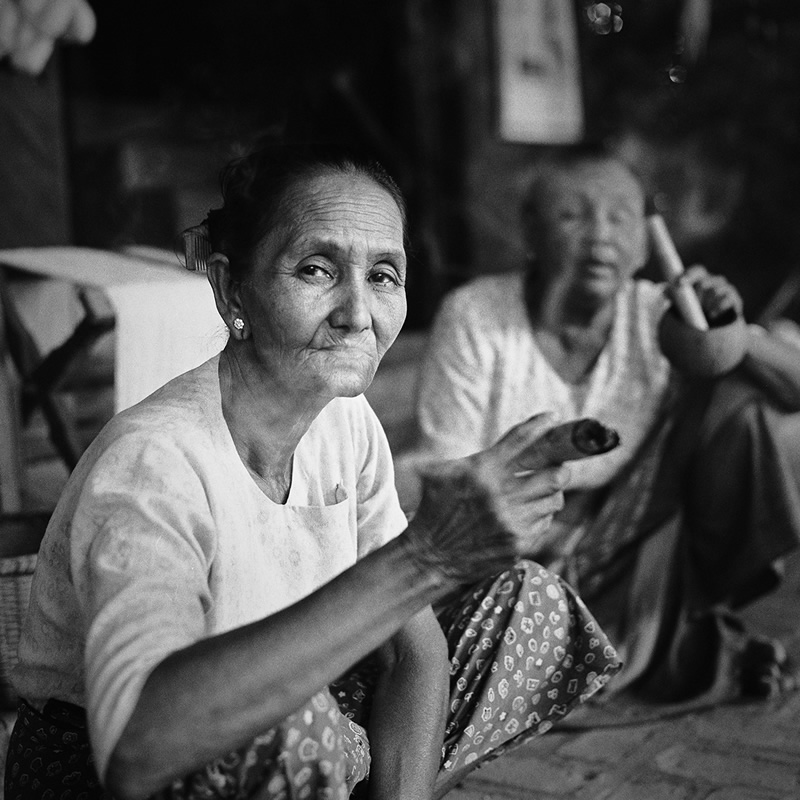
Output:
top-left (436, 561), bottom-right (620, 782)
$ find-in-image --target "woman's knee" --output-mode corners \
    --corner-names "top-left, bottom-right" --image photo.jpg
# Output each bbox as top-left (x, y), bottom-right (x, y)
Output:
top-left (697, 373), bottom-right (771, 450)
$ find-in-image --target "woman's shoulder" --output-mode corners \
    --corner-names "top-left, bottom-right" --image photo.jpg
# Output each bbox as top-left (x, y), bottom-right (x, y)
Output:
top-left (47, 366), bottom-right (225, 547)
top-left (78, 357), bottom-right (224, 471)
top-left (438, 271), bottom-right (527, 328)
top-left (447, 271), bottom-right (525, 307)
top-left (115, 357), bottom-right (218, 426)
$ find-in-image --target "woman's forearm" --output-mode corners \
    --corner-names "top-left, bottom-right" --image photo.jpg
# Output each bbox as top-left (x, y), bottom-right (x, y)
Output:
top-left (367, 609), bottom-right (449, 800)
top-left (741, 326), bottom-right (800, 411)
top-left (107, 536), bottom-right (451, 799)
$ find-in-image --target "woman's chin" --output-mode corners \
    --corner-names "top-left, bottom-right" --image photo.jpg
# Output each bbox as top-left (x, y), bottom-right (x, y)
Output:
top-left (570, 276), bottom-right (621, 306)
top-left (290, 349), bottom-right (379, 400)
top-left (335, 384), bottom-right (369, 398)
top-left (315, 365), bottom-right (377, 399)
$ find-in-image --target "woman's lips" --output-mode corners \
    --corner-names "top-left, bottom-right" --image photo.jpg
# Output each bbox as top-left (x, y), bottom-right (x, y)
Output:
top-left (582, 260), bottom-right (617, 277)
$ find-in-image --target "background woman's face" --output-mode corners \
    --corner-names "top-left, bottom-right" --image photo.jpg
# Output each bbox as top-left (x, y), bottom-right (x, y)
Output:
top-left (241, 169), bottom-right (408, 400)
top-left (528, 160), bottom-right (648, 305)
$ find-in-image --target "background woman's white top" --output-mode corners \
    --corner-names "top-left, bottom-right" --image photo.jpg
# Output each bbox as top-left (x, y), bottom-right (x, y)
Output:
top-left (415, 272), bottom-right (672, 490)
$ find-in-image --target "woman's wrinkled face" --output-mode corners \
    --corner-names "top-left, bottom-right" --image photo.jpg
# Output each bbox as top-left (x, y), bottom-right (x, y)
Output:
top-left (240, 169), bottom-right (407, 400)
top-left (526, 160), bottom-right (648, 304)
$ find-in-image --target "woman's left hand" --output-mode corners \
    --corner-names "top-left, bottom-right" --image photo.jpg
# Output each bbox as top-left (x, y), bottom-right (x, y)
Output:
top-left (684, 264), bottom-right (744, 325)
top-left (405, 413), bottom-right (571, 587)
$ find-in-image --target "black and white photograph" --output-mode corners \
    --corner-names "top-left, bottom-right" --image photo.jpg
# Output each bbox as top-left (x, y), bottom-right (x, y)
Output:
top-left (2, 2), bottom-right (800, 798)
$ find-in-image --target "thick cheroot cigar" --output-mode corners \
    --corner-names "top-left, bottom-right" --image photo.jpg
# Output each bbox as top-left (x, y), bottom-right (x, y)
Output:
top-left (522, 418), bottom-right (620, 470)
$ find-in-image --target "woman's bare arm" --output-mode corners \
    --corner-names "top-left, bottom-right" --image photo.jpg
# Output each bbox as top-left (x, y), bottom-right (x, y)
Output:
top-left (107, 537), bottom-right (449, 799)
top-left (741, 325), bottom-right (800, 411)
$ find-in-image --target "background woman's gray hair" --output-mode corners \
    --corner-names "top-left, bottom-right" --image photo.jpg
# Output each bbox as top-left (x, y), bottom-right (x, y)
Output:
top-left (521, 142), bottom-right (643, 223)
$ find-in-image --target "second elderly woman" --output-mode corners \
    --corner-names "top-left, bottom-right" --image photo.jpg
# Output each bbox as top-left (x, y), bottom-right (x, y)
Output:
top-left (407, 143), bottom-right (800, 705)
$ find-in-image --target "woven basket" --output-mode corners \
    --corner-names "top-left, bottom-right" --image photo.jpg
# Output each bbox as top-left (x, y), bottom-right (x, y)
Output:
top-left (0, 551), bottom-right (38, 709)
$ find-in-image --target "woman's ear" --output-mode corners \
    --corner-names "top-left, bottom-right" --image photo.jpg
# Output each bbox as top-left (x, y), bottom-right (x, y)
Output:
top-left (206, 253), bottom-right (249, 339)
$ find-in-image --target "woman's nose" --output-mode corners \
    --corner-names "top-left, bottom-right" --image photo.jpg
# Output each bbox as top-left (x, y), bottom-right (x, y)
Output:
top-left (586, 209), bottom-right (614, 240)
top-left (329, 279), bottom-right (372, 332)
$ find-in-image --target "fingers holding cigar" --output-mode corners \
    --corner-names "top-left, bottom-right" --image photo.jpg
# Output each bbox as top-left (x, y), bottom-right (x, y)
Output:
top-left (497, 415), bottom-right (619, 554)
top-left (496, 414), bottom-right (621, 473)
top-left (404, 413), bottom-right (620, 585)
top-left (478, 413), bottom-right (619, 531)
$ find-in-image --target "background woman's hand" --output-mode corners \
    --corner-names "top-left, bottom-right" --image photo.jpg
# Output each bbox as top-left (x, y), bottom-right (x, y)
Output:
top-left (403, 413), bottom-right (571, 586)
top-left (684, 264), bottom-right (744, 325)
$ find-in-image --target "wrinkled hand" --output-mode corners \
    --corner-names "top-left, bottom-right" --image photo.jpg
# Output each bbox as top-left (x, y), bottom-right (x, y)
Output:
top-left (403, 413), bottom-right (571, 585)
top-left (684, 264), bottom-right (744, 325)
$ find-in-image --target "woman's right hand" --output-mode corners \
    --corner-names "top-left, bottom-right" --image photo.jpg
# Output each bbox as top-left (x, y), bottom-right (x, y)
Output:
top-left (403, 413), bottom-right (571, 585)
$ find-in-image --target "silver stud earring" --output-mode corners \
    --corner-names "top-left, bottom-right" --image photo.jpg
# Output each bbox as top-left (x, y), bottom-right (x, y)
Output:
top-left (232, 318), bottom-right (245, 331)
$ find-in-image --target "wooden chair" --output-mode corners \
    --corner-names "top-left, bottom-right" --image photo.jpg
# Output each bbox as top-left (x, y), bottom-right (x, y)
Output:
top-left (0, 267), bottom-right (115, 473)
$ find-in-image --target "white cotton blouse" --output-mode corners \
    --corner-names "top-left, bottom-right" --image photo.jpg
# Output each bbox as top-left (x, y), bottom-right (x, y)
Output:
top-left (13, 355), bottom-right (408, 780)
top-left (415, 272), bottom-right (672, 489)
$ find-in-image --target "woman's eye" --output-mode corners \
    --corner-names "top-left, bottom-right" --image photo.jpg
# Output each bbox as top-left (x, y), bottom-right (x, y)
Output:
top-left (556, 208), bottom-right (582, 223)
top-left (370, 270), bottom-right (399, 286)
top-left (300, 264), bottom-right (333, 279)
top-left (610, 209), bottom-right (634, 226)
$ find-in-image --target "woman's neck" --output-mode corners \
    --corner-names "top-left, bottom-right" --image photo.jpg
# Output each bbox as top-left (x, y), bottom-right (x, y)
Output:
top-left (525, 271), bottom-right (616, 336)
top-left (524, 271), bottom-right (618, 384)
top-left (218, 345), bottom-right (328, 503)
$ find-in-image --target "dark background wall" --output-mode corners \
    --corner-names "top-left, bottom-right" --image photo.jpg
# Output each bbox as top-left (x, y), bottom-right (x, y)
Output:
top-left (12, 0), bottom-right (800, 328)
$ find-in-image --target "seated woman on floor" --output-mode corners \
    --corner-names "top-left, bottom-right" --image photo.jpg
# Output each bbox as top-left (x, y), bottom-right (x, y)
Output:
top-left (4, 143), bottom-right (620, 800)
top-left (401, 143), bottom-right (800, 704)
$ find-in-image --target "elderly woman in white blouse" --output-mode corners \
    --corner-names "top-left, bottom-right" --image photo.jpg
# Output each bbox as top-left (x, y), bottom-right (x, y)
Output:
top-left (6, 144), bottom-right (620, 800)
top-left (407, 143), bottom-right (800, 704)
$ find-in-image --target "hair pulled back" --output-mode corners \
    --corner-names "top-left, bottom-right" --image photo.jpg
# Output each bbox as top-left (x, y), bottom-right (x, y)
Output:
top-left (205, 142), bottom-right (407, 281)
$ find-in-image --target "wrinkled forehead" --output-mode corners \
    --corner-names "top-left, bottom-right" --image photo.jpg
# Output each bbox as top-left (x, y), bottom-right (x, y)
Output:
top-left (257, 169), bottom-right (407, 263)
top-left (277, 168), bottom-right (404, 238)
top-left (537, 159), bottom-right (645, 208)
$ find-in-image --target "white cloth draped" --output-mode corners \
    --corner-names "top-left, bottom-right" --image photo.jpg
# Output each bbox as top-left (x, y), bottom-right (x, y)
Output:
top-left (0, 246), bottom-right (225, 411)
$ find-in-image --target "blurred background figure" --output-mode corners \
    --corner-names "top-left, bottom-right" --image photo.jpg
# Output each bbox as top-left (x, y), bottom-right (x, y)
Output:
top-left (0, 0), bottom-right (95, 76)
top-left (0, 0), bottom-right (96, 247)
top-left (400, 143), bottom-right (800, 704)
